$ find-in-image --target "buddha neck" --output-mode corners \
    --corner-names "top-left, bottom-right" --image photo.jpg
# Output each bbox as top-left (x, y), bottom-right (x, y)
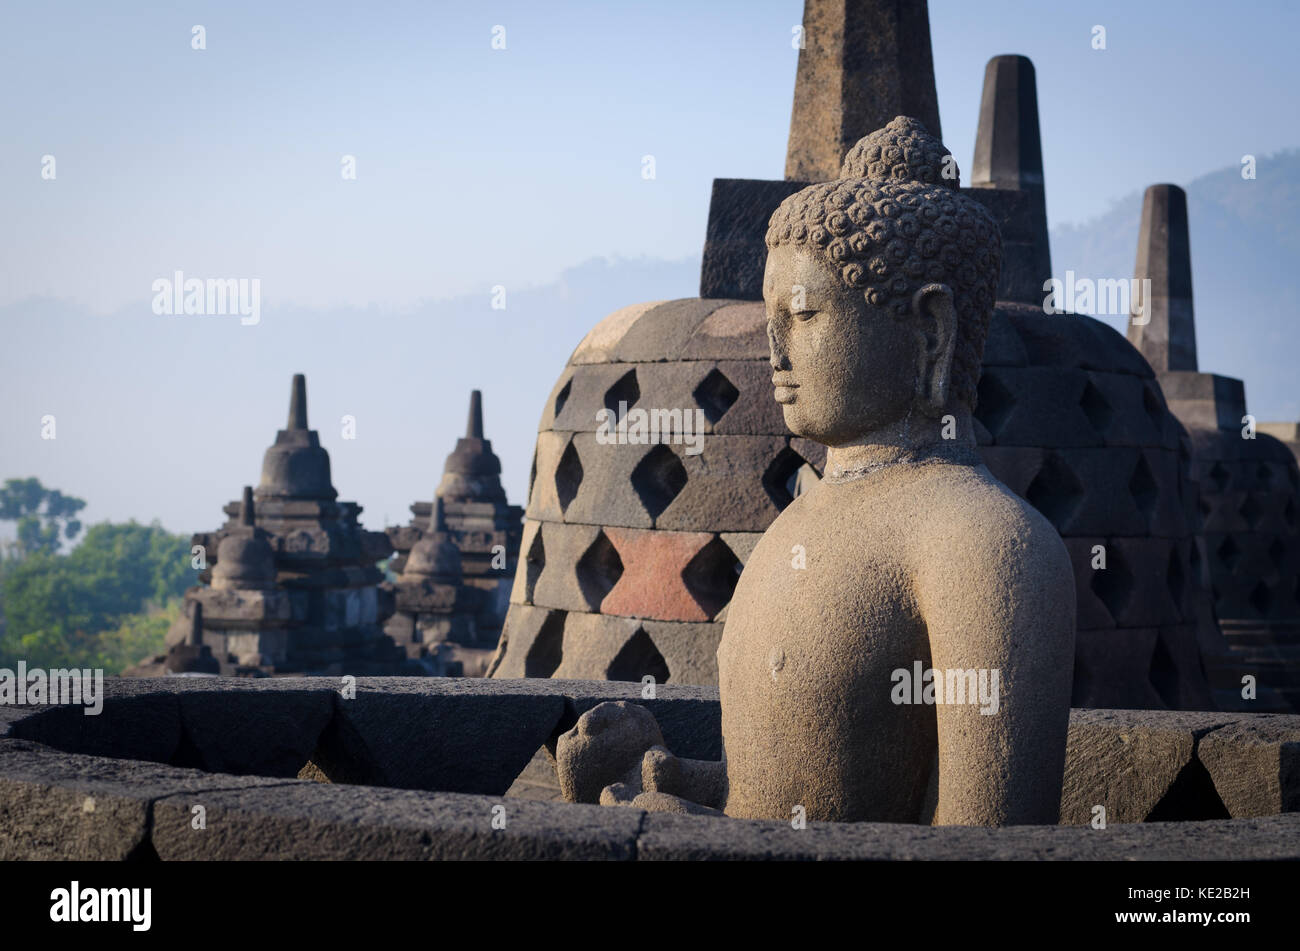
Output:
top-left (822, 405), bottom-right (980, 484)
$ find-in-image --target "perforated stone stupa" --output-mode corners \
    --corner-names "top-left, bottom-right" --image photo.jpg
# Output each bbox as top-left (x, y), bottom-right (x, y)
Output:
top-left (1126, 185), bottom-right (1300, 712)
top-left (129, 375), bottom-right (408, 677)
top-left (387, 390), bottom-right (522, 675)
top-left (492, 0), bottom-right (1220, 711)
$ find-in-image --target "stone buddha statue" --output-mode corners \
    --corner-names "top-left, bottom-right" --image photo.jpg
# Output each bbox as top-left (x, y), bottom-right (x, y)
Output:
top-left (556, 117), bottom-right (1076, 826)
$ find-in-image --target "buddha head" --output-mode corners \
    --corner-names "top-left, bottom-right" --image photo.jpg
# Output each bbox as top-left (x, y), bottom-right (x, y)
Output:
top-left (763, 116), bottom-right (1002, 447)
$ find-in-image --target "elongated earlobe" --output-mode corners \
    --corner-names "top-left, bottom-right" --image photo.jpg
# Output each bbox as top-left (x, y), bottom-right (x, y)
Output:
top-left (911, 283), bottom-right (957, 416)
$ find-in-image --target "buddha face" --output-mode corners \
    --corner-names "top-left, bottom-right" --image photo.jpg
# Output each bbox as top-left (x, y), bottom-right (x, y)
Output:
top-left (763, 244), bottom-right (920, 446)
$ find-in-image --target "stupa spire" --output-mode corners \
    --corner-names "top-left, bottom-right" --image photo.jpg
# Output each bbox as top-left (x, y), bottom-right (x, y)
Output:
top-left (1127, 184), bottom-right (1197, 373)
top-left (467, 389), bottom-right (484, 439)
top-left (288, 373), bottom-right (309, 430)
top-left (784, 0), bottom-right (942, 182)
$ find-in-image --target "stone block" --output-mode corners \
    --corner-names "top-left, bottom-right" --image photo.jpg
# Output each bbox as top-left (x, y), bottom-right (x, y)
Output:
top-left (569, 300), bottom-right (662, 365)
top-left (173, 680), bottom-right (336, 777)
top-left (524, 431), bottom-right (574, 522)
top-left (656, 435), bottom-right (792, 533)
top-left (612, 299), bottom-right (726, 363)
top-left (698, 179), bottom-right (806, 301)
top-left (601, 528), bottom-right (719, 622)
top-left (681, 302), bottom-right (769, 361)
top-left (153, 783), bottom-right (643, 860)
top-left (310, 679), bottom-right (566, 796)
top-left (1060, 708), bottom-right (1236, 824)
top-left (642, 620), bottom-right (723, 686)
top-left (492, 604), bottom-right (567, 679)
top-left (1198, 716), bottom-right (1300, 817)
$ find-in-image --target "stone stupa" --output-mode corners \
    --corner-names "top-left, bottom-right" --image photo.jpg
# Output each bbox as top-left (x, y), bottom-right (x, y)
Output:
top-left (386, 390), bottom-right (522, 674)
top-left (491, 0), bottom-right (1220, 712)
top-left (131, 375), bottom-right (409, 677)
top-left (1125, 185), bottom-right (1300, 711)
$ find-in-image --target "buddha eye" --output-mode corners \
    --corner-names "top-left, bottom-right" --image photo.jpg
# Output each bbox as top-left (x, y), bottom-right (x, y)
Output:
top-left (793, 310), bottom-right (817, 322)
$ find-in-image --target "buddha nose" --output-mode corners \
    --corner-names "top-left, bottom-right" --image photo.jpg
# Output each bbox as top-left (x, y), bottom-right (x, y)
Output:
top-left (768, 320), bottom-right (791, 371)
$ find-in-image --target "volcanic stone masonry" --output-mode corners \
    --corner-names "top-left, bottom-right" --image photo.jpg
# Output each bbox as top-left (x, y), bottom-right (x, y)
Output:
top-left (1126, 185), bottom-right (1300, 712)
top-left (491, 0), bottom-right (1223, 713)
top-left (386, 390), bottom-right (523, 676)
top-left (128, 374), bottom-right (409, 677)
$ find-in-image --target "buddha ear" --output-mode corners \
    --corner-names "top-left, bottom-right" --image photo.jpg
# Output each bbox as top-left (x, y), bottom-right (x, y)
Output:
top-left (910, 283), bottom-right (957, 417)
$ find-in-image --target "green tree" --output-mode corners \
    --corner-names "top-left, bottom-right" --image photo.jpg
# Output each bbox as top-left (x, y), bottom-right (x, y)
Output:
top-left (0, 520), bottom-right (195, 671)
top-left (0, 478), bottom-right (86, 559)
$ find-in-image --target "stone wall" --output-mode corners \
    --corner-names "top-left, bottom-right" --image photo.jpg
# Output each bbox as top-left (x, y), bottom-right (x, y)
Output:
top-left (2, 679), bottom-right (1298, 860)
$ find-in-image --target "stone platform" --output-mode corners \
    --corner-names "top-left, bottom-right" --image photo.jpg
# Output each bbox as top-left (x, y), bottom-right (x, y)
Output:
top-left (2, 679), bottom-right (1298, 860)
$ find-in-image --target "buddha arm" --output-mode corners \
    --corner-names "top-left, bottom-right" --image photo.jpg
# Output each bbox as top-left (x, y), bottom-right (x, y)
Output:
top-left (919, 508), bottom-right (1076, 826)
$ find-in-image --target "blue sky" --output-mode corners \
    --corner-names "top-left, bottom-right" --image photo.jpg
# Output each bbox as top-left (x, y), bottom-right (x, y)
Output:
top-left (1, 0), bottom-right (1298, 536)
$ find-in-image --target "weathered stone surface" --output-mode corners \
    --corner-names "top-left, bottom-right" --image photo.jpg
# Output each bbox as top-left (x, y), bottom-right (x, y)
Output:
top-left (309, 679), bottom-right (566, 795)
top-left (559, 434), bottom-right (655, 529)
top-left (530, 523), bottom-right (613, 613)
top-left (681, 301), bottom-right (769, 360)
top-left (489, 604), bottom-right (566, 679)
top-left (525, 431), bottom-right (576, 522)
top-left (655, 436), bottom-right (792, 532)
top-left (1060, 709), bottom-right (1236, 824)
top-left (1198, 717), bottom-right (1300, 817)
top-left (0, 740), bottom-right (284, 860)
top-left (173, 681), bottom-right (335, 777)
top-left (550, 612), bottom-right (647, 681)
top-left (550, 363), bottom-right (649, 433)
top-left (699, 180), bottom-right (806, 301)
top-left (637, 811), bottom-right (1300, 860)
top-left (570, 300), bottom-right (662, 365)
top-left (613, 300), bottom-right (727, 364)
top-left (153, 783), bottom-right (643, 861)
top-left (642, 620), bottom-right (723, 686)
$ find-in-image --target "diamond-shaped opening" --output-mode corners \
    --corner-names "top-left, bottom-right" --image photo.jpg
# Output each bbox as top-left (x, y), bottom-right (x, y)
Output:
top-left (973, 372), bottom-right (1016, 439)
top-left (607, 627), bottom-right (671, 685)
top-left (523, 610), bottom-right (565, 678)
top-left (527, 449), bottom-right (538, 504)
top-left (554, 377), bottom-right (572, 419)
top-left (1216, 535), bottom-right (1240, 572)
top-left (1079, 379), bottom-right (1114, 437)
top-left (1148, 632), bottom-right (1180, 710)
top-left (1023, 451), bottom-right (1086, 532)
top-left (693, 368), bottom-right (740, 425)
top-left (1269, 537), bottom-right (1286, 567)
top-left (630, 444), bottom-right (688, 520)
top-left (1146, 756), bottom-right (1230, 821)
top-left (604, 369), bottom-right (640, 419)
top-left (1090, 543), bottom-right (1134, 625)
top-left (555, 440), bottom-right (583, 513)
top-left (1249, 581), bottom-right (1272, 616)
top-left (1239, 494), bottom-right (1262, 528)
top-left (1197, 497), bottom-right (1211, 518)
top-left (1166, 546), bottom-right (1185, 612)
top-left (1208, 462), bottom-right (1230, 493)
top-left (1142, 380), bottom-right (1165, 426)
top-left (1129, 454), bottom-right (1159, 519)
top-left (763, 447), bottom-right (809, 512)
top-left (682, 537), bottom-right (742, 620)
top-left (1257, 463), bottom-right (1274, 489)
top-left (576, 530), bottom-right (624, 612)
top-left (522, 524), bottom-right (545, 602)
